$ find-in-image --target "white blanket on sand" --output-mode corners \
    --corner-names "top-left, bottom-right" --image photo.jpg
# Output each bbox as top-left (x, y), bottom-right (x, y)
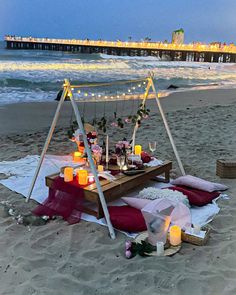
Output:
top-left (0, 155), bottom-right (224, 236)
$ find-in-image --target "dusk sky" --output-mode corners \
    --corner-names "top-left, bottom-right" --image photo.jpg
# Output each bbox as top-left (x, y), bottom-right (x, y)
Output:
top-left (1, 0), bottom-right (235, 43)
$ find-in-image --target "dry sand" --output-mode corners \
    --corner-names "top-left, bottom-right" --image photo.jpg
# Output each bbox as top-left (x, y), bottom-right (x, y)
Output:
top-left (0, 88), bottom-right (236, 295)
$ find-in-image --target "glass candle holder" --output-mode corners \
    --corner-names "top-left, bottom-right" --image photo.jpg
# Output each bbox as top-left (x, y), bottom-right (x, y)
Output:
top-left (73, 151), bottom-right (82, 162)
top-left (134, 145), bottom-right (142, 156)
top-left (169, 225), bottom-right (182, 246)
top-left (78, 169), bottom-right (88, 185)
top-left (97, 165), bottom-right (104, 172)
top-left (64, 167), bottom-right (74, 182)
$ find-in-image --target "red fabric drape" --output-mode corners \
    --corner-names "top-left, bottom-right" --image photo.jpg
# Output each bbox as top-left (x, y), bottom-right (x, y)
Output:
top-left (33, 176), bottom-right (85, 224)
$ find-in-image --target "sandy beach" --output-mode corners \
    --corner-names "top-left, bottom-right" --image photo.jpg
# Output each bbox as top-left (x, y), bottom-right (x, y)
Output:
top-left (0, 88), bottom-right (236, 295)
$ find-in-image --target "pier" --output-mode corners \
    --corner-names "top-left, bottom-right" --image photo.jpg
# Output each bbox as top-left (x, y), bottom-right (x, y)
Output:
top-left (4, 35), bottom-right (236, 63)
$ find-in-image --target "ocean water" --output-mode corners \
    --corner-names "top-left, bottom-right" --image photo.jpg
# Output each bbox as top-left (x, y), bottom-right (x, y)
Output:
top-left (1, 41), bottom-right (236, 105)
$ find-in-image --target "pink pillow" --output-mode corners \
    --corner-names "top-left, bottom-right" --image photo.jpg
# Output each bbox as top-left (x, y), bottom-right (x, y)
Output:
top-left (121, 197), bottom-right (151, 210)
top-left (108, 206), bottom-right (146, 232)
top-left (168, 186), bottom-right (220, 206)
top-left (171, 175), bottom-right (228, 192)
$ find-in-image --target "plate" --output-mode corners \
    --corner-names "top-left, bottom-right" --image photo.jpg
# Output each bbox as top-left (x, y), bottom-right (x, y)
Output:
top-left (135, 232), bottom-right (181, 257)
top-left (122, 169), bottom-right (145, 176)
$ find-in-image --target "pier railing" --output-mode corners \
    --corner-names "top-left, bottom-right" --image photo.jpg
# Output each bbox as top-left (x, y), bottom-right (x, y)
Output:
top-left (4, 35), bottom-right (236, 62)
top-left (4, 35), bottom-right (236, 54)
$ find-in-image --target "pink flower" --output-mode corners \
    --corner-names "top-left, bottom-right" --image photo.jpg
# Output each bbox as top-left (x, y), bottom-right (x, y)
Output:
top-left (125, 241), bottom-right (132, 250)
top-left (91, 144), bottom-right (102, 154)
top-left (125, 250), bottom-right (132, 259)
top-left (125, 118), bottom-right (131, 123)
top-left (111, 122), bottom-right (118, 127)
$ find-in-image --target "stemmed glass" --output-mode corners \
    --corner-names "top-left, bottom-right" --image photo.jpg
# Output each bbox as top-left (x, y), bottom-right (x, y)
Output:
top-left (117, 155), bottom-right (126, 174)
top-left (149, 141), bottom-right (157, 157)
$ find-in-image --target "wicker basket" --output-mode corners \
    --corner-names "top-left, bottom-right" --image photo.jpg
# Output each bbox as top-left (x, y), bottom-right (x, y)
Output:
top-left (216, 159), bottom-right (236, 179)
top-left (181, 227), bottom-right (211, 246)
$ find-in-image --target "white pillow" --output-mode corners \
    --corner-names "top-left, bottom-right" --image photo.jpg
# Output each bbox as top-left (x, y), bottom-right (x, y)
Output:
top-left (137, 187), bottom-right (190, 207)
top-left (171, 175), bottom-right (228, 192)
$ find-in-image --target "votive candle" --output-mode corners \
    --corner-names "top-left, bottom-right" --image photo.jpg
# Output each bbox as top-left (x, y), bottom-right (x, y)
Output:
top-left (64, 167), bottom-right (74, 182)
top-left (73, 151), bottom-right (82, 162)
top-left (134, 145), bottom-right (142, 156)
top-left (169, 225), bottom-right (182, 246)
top-left (98, 165), bottom-right (104, 172)
top-left (78, 169), bottom-right (88, 185)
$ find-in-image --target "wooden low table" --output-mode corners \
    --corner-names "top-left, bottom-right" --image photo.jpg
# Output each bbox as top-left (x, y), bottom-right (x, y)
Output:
top-left (45, 160), bottom-right (172, 219)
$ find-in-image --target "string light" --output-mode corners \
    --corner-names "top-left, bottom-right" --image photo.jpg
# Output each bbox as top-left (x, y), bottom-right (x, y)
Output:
top-left (74, 79), bottom-right (147, 102)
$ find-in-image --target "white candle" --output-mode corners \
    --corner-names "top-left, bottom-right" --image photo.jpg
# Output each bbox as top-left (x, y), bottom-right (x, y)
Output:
top-left (106, 135), bottom-right (109, 164)
top-left (156, 241), bottom-right (164, 256)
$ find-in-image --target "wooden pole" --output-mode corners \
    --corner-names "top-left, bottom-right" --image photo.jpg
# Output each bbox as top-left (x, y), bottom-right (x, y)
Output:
top-left (68, 85), bottom-right (116, 240)
top-left (131, 78), bottom-right (151, 152)
top-left (150, 77), bottom-right (186, 176)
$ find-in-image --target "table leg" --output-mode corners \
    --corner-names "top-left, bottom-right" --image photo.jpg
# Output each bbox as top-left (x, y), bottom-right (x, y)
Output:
top-left (165, 169), bottom-right (170, 183)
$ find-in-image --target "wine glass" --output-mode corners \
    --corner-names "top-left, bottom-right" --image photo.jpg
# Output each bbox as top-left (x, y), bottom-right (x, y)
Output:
top-left (149, 141), bottom-right (157, 156)
top-left (117, 155), bottom-right (126, 173)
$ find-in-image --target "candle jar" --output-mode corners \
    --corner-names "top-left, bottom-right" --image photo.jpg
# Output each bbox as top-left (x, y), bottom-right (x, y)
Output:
top-left (98, 165), bottom-right (104, 172)
top-left (78, 169), bottom-right (88, 185)
top-left (64, 167), bottom-right (74, 182)
top-left (169, 225), bottom-right (182, 246)
top-left (73, 151), bottom-right (82, 162)
top-left (134, 145), bottom-right (142, 156)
